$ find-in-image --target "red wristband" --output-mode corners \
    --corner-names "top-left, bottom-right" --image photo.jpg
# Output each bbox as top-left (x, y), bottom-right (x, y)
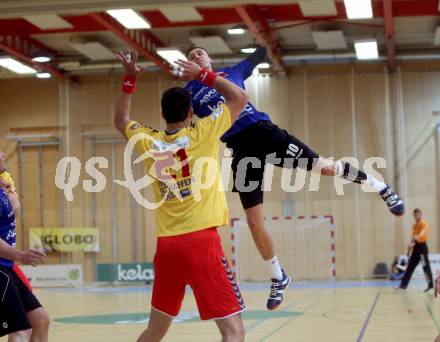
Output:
top-left (121, 75), bottom-right (137, 94)
top-left (197, 68), bottom-right (217, 87)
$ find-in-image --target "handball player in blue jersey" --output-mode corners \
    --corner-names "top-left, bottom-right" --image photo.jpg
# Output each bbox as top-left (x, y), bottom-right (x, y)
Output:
top-left (184, 45), bottom-right (405, 310)
top-left (0, 179), bottom-right (50, 341)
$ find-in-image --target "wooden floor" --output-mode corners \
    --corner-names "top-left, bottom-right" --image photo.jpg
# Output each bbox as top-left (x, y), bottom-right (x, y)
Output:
top-left (2, 280), bottom-right (439, 342)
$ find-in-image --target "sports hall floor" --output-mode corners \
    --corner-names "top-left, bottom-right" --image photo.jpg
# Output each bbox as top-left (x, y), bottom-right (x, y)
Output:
top-left (3, 279), bottom-right (438, 342)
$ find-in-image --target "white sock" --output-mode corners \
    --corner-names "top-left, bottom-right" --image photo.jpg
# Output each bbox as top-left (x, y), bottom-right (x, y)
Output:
top-left (267, 256), bottom-right (283, 281)
top-left (367, 175), bottom-right (387, 192)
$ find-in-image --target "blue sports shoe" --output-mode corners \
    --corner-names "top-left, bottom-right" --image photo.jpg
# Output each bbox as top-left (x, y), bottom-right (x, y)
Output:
top-left (380, 185), bottom-right (405, 216)
top-left (267, 270), bottom-right (291, 310)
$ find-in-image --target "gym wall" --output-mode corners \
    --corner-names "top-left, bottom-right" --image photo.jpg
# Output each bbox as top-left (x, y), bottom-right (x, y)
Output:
top-left (0, 64), bottom-right (438, 280)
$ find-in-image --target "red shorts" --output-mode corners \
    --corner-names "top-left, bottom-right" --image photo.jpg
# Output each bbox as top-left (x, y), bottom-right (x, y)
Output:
top-left (152, 227), bottom-right (245, 320)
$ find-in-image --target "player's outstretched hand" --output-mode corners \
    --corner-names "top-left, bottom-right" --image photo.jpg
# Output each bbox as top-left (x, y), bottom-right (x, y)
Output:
top-left (116, 49), bottom-right (146, 77)
top-left (172, 59), bottom-right (201, 81)
top-left (18, 249), bottom-right (46, 267)
top-left (435, 275), bottom-right (440, 298)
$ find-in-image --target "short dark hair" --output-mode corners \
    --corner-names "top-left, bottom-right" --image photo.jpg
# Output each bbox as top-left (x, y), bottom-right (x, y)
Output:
top-left (161, 87), bottom-right (192, 124)
top-left (186, 45), bottom-right (208, 57)
top-left (414, 208), bottom-right (422, 214)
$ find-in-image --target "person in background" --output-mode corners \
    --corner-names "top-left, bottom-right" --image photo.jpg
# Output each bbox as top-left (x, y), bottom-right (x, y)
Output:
top-left (0, 151), bottom-right (51, 341)
top-left (389, 255), bottom-right (408, 281)
top-left (396, 208), bottom-right (433, 292)
top-left (0, 179), bottom-right (50, 341)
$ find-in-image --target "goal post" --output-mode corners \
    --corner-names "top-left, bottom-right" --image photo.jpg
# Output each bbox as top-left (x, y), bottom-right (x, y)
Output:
top-left (230, 215), bottom-right (336, 282)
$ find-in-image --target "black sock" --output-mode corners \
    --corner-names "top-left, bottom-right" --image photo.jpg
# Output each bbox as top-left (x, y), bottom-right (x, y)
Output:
top-left (337, 161), bottom-right (368, 184)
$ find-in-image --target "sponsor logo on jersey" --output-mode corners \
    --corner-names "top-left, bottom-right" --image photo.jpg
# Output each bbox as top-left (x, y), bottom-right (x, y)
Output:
top-left (200, 89), bottom-right (219, 105)
top-left (152, 137), bottom-right (190, 151)
top-left (130, 123), bottom-right (140, 130)
top-left (180, 188), bottom-right (191, 198)
top-left (210, 106), bottom-right (224, 120)
top-left (190, 86), bottom-right (208, 100)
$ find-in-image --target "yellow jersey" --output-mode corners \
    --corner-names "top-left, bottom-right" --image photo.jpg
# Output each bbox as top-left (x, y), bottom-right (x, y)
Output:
top-left (125, 103), bottom-right (231, 237)
top-left (0, 171), bottom-right (17, 196)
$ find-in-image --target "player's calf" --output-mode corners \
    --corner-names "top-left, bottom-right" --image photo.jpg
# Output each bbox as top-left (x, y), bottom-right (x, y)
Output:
top-left (215, 314), bottom-right (245, 342)
top-left (27, 307), bottom-right (50, 342)
top-left (137, 308), bottom-right (172, 342)
top-left (7, 330), bottom-right (30, 342)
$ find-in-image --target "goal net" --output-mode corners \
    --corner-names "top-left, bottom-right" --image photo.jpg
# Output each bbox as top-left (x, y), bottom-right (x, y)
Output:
top-left (231, 216), bottom-right (336, 282)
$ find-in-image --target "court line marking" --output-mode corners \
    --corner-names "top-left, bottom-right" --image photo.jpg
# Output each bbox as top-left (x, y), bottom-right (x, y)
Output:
top-left (256, 290), bottom-right (331, 342)
top-left (356, 293), bottom-right (380, 342)
top-left (423, 297), bottom-right (440, 333)
top-left (51, 299), bottom-right (147, 333)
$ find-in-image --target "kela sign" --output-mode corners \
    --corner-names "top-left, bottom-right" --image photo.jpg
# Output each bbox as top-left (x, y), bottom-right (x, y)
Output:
top-left (97, 263), bottom-right (154, 282)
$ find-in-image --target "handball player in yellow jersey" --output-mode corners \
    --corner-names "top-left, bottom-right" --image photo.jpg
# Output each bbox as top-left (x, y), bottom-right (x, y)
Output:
top-left (114, 50), bottom-right (249, 342)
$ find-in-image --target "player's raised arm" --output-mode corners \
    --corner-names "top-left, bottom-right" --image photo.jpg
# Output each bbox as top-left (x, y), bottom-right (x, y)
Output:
top-left (242, 44), bottom-right (267, 78)
top-left (113, 50), bottom-right (146, 139)
top-left (228, 44), bottom-right (267, 81)
top-left (246, 45), bottom-right (267, 66)
top-left (173, 60), bottom-right (248, 122)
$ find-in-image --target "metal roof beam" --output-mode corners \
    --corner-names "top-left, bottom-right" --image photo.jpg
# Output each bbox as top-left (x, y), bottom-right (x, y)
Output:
top-left (0, 33), bottom-right (71, 81)
top-left (235, 5), bottom-right (286, 75)
top-left (383, 0), bottom-right (396, 71)
top-left (90, 12), bottom-right (170, 75)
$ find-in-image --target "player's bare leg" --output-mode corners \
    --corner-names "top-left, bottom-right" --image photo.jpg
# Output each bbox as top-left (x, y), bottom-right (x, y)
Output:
top-left (137, 308), bottom-right (172, 342)
top-left (244, 204), bottom-right (291, 310)
top-left (27, 307), bottom-right (50, 342)
top-left (8, 330), bottom-right (31, 342)
top-left (244, 204), bottom-right (274, 261)
top-left (215, 313), bottom-right (245, 342)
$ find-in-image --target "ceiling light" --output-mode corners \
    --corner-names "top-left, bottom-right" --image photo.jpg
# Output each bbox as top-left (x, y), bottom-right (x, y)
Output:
top-left (344, 0), bottom-right (373, 19)
top-left (36, 72), bottom-right (51, 79)
top-left (228, 28), bottom-right (245, 35)
top-left (0, 58), bottom-right (37, 74)
top-left (256, 63), bottom-right (270, 69)
top-left (32, 56), bottom-right (51, 63)
top-left (106, 9), bottom-right (151, 29)
top-left (241, 47), bottom-right (256, 54)
top-left (354, 40), bottom-right (378, 60)
top-left (156, 48), bottom-right (187, 66)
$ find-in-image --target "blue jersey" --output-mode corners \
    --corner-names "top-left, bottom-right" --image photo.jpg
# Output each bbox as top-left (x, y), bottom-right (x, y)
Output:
top-left (185, 59), bottom-right (271, 142)
top-left (0, 190), bottom-right (16, 268)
